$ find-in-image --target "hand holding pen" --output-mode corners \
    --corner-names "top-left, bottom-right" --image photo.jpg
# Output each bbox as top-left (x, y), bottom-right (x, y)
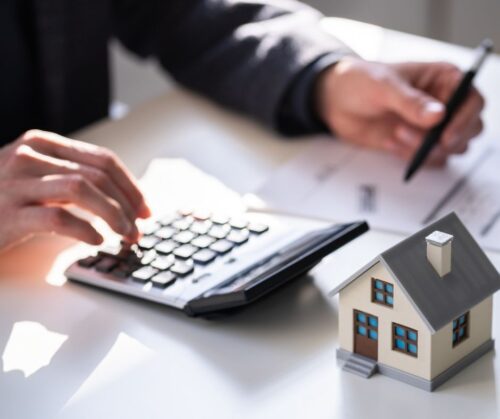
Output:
top-left (404, 39), bottom-right (494, 181)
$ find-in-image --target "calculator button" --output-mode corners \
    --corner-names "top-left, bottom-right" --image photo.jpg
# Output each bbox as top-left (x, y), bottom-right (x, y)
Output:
top-left (155, 240), bottom-right (179, 255)
top-left (192, 249), bottom-right (217, 264)
top-left (177, 208), bottom-right (193, 217)
top-left (173, 231), bottom-right (196, 244)
top-left (190, 221), bottom-right (212, 235)
top-left (173, 244), bottom-right (198, 259)
top-left (151, 271), bottom-right (177, 288)
top-left (159, 213), bottom-right (180, 226)
top-left (140, 222), bottom-right (161, 236)
top-left (172, 217), bottom-right (193, 231)
top-left (98, 245), bottom-right (124, 258)
top-left (229, 218), bottom-right (248, 229)
top-left (155, 226), bottom-right (176, 240)
top-left (132, 266), bottom-right (159, 282)
top-left (95, 257), bottom-right (119, 273)
top-left (210, 239), bottom-right (234, 254)
top-left (170, 261), bottom-right (194, 276)
top-left (191, 235), bottom-right (216, 248)
top-left (138, 235), bottom-right (161, 250)
top-left (112, 263), bottom-right (134, 278)
top-left (248, 223), bottom-right (269, 234)
top-left (140, 250), bottom-right (157, 265)
top-left (192, 210), bottom-right (211, 221)
top-left (226, 229), bottom-right (250, 245)
top-left (78, 255), bottom-right (101, 268)
top-left (211, 214), bottom-right (229, 225)
top-left (208, 225), bottom-right (230, 239)
top-left (151, 255), bottom-right (175, 270)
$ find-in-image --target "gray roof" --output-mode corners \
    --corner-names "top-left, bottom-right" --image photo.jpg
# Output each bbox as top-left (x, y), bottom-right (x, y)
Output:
top-left (330, 212), bottom-right (500, 333)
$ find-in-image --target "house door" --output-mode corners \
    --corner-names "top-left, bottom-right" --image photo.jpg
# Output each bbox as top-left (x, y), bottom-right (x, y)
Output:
top-left (353, 310), bottom-right (378, 360)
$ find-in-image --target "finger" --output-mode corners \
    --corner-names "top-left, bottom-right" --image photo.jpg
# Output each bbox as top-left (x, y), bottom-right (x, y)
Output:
top-left (388, 138), bottom-right (449, 166)
top-left (18, 175), bottom-right (139, 240)
top-left (394, 125), bottom-right (425, 151)
top-left (441, 89), bottom-right (485, 149)
top-left (6, 145), bottom-right (138, 224)
top-left (382, 76), bottom-right (445, 129)
top-left (443, 118), bottom-right (482, 155)
top-left (20, 130), bottom-right (151, 218)
top-left (394, 116), bottom-right (480, 158)
top-left (339, 114), bottom-right (403, 151)
top-left (396, 62), bottom-right (463, 101)
top-left (16, 206), bottom-right (104, 245)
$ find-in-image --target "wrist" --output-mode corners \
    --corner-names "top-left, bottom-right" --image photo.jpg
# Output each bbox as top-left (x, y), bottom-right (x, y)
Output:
top-left (313, 56), bottom-right (364, 128)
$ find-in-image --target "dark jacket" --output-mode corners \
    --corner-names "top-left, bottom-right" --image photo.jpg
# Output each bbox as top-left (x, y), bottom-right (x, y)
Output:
top-left (2, 0), bottom-right (351, 139)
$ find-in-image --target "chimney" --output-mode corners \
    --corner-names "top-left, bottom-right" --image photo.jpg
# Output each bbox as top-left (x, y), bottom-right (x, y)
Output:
top-left (426, 231), bottom-right (454, 277)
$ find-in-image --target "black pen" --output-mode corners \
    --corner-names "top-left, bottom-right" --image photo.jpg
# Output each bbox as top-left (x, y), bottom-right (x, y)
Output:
top-left (404, 39), bottom-right (494, 182)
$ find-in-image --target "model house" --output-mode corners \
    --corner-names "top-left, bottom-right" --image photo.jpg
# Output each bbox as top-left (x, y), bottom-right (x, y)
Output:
top-left (330, 212), bottom-right (500, 391)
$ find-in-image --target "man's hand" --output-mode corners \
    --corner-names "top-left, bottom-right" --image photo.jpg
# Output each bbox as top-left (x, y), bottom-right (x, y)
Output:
top-left (315, 58), bottom-right (484, 165)
top-left (0, 130), bottom-right (151, 252)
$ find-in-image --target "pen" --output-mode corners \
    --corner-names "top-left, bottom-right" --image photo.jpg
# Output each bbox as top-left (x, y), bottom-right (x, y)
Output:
top-left (404, 39), bottom-right (494, 182)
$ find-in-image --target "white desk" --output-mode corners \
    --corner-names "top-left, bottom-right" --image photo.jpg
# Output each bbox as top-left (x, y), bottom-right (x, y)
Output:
top-left (1, 18), bottom-right (499, 419)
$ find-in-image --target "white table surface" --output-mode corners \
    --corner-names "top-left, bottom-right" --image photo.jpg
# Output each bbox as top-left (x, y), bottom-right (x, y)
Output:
top-left (1, 18), bottom-right (499, 419)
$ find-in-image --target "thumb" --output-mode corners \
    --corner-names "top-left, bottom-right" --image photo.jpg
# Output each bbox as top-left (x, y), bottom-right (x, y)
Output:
top-left (384, 78), bottom-right (445, 128)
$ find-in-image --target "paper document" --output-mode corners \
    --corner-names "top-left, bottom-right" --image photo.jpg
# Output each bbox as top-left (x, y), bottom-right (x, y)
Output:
top-left (139, 158), bottom-right (246, 216)
top-left (253, 138), bottom-right (500, 251)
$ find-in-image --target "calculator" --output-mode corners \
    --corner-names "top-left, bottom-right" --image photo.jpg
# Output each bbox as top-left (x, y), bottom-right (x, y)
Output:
top-left (65, 209), bottom-right (368, 316)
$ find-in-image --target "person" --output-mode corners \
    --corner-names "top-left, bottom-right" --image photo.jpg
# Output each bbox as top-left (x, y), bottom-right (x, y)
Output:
top-left (0, 0), bottom-right (484, 252)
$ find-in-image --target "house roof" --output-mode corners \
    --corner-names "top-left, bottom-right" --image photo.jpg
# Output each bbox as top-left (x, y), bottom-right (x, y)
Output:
top-left (330, 213), bottom-right (500, 333)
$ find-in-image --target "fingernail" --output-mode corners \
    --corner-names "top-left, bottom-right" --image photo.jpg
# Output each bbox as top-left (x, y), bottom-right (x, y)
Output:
top-left (421, 101), bottom-right (445, 117)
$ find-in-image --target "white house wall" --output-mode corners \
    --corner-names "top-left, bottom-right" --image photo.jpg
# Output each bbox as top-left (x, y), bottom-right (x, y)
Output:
top-left (430, 296), bottom-right (493, 379)
top-left (338, 261), bottom-right (433, 380)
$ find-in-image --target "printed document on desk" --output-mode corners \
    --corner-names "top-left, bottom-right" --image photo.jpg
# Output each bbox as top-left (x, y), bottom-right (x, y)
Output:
top-left (253, 137), bottom-right (500, 251)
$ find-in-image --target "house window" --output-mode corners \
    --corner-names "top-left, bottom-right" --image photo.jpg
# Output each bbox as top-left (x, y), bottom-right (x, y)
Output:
top-left (371, 278), bottom-right (394, 307)
top-left (452, 312), bottom-right (469, 347)
top-left (392, 323), bottom-right (418, 357)
top-left (354, 310), bottom-right (379, 341)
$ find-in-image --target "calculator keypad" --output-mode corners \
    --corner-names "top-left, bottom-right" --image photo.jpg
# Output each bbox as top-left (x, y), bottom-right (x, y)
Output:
top-left (76, 209), bottom-right (269, 291)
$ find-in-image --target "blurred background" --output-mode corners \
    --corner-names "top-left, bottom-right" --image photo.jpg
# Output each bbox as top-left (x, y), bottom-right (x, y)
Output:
top-left (110, 0), bottom-right (500, 116)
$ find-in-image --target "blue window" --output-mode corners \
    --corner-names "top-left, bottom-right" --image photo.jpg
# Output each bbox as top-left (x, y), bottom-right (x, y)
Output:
top-left (355, 310), bottom-right (378, 342)
top-left (395, 339), bottom-right (406, 350)
top-left (372, 278), bottom-right (394, 307)
top-left (395, 326), bottom-right (405, 337)
top-left (393, 323), bottom-right (418, 357)
top-left (452, 312), bottom-right (469, 347)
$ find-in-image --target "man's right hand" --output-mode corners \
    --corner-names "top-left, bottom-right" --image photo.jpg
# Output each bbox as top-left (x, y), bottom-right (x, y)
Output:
top-left (0, 130), bottom-right (151, 252)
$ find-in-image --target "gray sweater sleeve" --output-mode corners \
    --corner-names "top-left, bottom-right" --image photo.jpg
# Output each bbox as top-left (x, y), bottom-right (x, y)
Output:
top-left (112, 0), bottom-right (353, 132)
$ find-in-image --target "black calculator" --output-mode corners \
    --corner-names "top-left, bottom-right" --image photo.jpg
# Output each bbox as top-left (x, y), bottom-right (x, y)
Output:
top-left (65, 209), bottom-right (368, 316)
